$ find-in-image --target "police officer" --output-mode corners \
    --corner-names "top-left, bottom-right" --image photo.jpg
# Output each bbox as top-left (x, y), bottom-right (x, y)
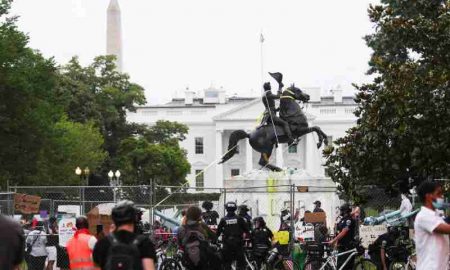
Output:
top-left (328, 204), bottom-right (356, 270)
top-left (238, 204), bottom-right (252, 231)
top-left (261, 82), bottom-right (294, 144)
top-left (217, 202), bottom-right (250, 270)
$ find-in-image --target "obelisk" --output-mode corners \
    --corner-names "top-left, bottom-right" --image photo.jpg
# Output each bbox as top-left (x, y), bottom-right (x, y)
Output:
top-left (107, 0), bottom-right (123, 71)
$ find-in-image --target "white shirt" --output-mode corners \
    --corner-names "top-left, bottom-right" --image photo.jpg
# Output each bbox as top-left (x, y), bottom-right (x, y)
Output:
top-left (26, 230), bottom-right (48, 257)
top-left (414, 206), bottom-right (449, 270)
top-left (399, 194), bottom-right (413, 215)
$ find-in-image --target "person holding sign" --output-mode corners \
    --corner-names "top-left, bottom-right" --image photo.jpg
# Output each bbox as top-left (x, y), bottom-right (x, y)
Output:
top-left (328, 204), bottom-right (356, 270)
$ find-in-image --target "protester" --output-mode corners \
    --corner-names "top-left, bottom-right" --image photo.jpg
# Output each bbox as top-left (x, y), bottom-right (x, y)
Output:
top-left (26, 221), bottom-right (48, 270)
top-left (251, 217), bottom-right (273, 269)
top-left (217, 201), bottom-right (250, 270)
top-left (201, 201), bottom-right (219, 226)
top-left (66, 216), bottom-right (98, 270)
top-left (0, 214), bottom-right (24, 270)
top-left (313, 201), bottom-right (324, 213)
top-left (45, 217), bottom-right (58, 270)
top-left (368, 225), bottom-right (400, 270)
top-left (415, 181), bottom-right (450, 270)
top-left (399, 192), bottom-right (413, 215)
top-left (177, 206), bottom-right (218, 270)
top-left (93, 200), bottom-right (156, 270)
top-left (328, 204), bottom-right (356, 270)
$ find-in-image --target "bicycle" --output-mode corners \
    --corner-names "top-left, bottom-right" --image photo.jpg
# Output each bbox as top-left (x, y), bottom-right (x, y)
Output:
top-left (261, 246), bottom-right (300, 270)
top-left (304, 243), bottom-right (377, 270)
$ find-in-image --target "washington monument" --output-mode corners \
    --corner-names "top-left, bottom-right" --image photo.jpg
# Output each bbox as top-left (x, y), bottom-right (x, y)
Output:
top-left (107, 0), bottom-right (123, 71)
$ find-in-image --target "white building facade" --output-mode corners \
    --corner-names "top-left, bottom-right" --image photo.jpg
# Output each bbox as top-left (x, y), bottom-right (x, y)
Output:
top-left (127, 86), bottom-right (357, 190)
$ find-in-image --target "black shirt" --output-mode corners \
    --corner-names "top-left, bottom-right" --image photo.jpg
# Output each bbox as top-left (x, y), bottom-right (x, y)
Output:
top-left (0, 215), bottom-right (24, 270)
top-left (202, 211), bottom-right (219, 226)
top-left (217, 213), bottom-right (249, 240)
top-left (336, 216), bottom-right (356, 247)
top-left (93, 230), bottom-right (157, 269)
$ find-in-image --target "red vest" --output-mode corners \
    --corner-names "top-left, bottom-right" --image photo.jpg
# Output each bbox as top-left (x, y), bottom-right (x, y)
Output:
top-left (66, 231), bottom-right (99, 270)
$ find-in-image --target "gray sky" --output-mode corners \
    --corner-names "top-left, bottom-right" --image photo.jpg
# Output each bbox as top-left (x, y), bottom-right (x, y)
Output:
top-left (11, 0), bottom-right (378, 104)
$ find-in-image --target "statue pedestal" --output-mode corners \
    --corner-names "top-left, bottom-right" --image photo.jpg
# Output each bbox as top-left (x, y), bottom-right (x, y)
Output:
top-left (221, 168), bottom-right (340, 231)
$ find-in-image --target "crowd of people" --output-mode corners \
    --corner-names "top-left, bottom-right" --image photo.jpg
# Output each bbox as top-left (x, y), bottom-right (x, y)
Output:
top-left (1, 180), bottom-right (450, 270)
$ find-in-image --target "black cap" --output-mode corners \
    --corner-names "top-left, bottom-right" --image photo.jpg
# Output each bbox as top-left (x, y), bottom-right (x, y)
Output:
top-left (339, 203), bottom-right (351, 214)
top-left (314, 200), bottom-right (321, 205)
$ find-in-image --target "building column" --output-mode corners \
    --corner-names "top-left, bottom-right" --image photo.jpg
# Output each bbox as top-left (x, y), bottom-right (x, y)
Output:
top-left (215, 129), bottom-right (224, 188)
top-left (245, 132), bottom-right (253, 172)
top-left (276, 144), bottom-right (284, 168)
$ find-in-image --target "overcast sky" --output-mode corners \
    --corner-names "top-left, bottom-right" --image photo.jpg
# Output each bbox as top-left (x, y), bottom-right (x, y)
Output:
top-left (11, 0), bottom-right (378, 104)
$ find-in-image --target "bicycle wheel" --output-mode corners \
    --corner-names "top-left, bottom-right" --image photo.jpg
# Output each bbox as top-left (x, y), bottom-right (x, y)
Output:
top-left (271, 258), bottom-right (300, 270)
top-left (353, 258), bottom-right (377, 270)
top-left (160, 258), bottom-right (183, 270)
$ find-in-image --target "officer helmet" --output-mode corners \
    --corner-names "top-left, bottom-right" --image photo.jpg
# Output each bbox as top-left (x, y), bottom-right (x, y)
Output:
top-left (225, 201), bottom-right (237, 212)
top-left (253, 216), bottom-right (266, 228)
top-left (112, 200), bottom-right (138, 226)
top-left (238, 204), bottom-right (249, 213)
top-left (339, 203), bottom-right (352, 215)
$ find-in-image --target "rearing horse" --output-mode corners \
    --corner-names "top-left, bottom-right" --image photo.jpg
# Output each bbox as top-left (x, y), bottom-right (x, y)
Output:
top-left (219, 85), bottom-right (328, 172)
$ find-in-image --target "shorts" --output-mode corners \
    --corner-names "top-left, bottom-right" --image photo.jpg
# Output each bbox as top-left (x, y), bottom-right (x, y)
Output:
top-left (46, 246), bottom-right (57, 261)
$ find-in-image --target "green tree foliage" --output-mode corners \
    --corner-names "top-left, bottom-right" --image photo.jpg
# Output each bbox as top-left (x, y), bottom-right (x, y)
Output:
top-left (0, 3), bottom-right (60, 186)
top-left (0, 3), bottom-right (106, 187)
top-left (57, 56), bottom-right (146, 166)
top-left (33, 117), bottom-right (107, 186)
top-left (324, 0), bottom-right (450, 198)
top-left (118, 120), bottom-right (191, 186)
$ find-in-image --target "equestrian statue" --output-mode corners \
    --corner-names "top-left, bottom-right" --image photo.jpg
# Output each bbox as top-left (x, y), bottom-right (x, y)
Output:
top-left (219, 72), bottom-right (328, 172)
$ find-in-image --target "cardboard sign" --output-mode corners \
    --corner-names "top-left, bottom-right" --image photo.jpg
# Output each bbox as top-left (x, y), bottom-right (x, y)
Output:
top-left (58, 218), bottom-right (76, 247)
top-left (359, 225), bottom-right (387, 248)
top-left (14, 193), bottom-right (41, 214)
top-left (304, 212), bottom-right (326, 223)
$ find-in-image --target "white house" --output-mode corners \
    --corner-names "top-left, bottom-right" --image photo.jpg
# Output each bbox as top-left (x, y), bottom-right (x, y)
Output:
top-left (127, 86), bottom-right (357, 190)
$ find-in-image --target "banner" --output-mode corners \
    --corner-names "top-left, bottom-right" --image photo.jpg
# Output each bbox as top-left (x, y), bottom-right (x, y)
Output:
top-left (58, 217), bottom-right (76, 247)
top-left (14, 193), bottom-right (41, 214)
top-left (359, 225), bottom-right (387, 248)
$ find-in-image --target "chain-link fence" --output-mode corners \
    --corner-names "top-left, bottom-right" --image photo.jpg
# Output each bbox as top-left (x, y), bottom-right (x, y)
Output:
top-left (4, 182), bottom-right (427, 270)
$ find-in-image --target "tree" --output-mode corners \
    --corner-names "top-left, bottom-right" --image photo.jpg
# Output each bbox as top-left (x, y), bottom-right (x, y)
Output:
top-left (32, 117), bottom-right (107, 186)
top-left (324, 0), bottom-right (450, 197)
top-left (118, 121), bottom-right (191, 186)
top-left (57, 56), bottom-right (146, 169)
top-left (0, 1), bottom-right (61, 187)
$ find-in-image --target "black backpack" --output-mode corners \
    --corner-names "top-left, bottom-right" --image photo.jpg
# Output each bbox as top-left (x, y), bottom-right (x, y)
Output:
top-left (104, 233), bottom-right (142, 270)
top-left (181, 226), bottom-right (208, 268)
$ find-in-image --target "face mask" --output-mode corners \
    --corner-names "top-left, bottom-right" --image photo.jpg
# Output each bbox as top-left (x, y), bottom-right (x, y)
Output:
top-left (432, 198), bottom-right (445, 210)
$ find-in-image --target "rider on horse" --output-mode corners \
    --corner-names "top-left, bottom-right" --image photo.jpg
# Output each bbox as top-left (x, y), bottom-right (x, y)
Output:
top-left (261, 81), bottom-right (294, 145)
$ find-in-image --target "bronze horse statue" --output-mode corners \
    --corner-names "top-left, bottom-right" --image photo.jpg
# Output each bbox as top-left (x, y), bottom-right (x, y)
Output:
top-left (219, 84), bottom-right (328, 172)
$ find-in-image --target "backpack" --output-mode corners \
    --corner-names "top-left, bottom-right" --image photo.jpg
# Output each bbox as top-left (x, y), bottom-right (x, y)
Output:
top-left (104, 233), bottom-right (142, 270)
top-left (181, 226), bottom-right (207, 268)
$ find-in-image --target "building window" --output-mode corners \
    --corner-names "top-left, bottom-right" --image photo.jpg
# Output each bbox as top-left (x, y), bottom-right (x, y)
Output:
top-left (231, 169), bottom-right (240, 177)
top-left (195, 137), bottom-right (204, 154)
top-left (288, 144), bottom-right (297, 153)
top-left (195, 170), bottom-right (204, 191)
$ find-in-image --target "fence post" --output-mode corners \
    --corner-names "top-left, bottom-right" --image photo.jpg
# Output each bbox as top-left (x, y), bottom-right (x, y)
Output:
top-left (222, 188), bottom-right (227, 216)
top-left (290, 184), bottom-right (295, 250)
